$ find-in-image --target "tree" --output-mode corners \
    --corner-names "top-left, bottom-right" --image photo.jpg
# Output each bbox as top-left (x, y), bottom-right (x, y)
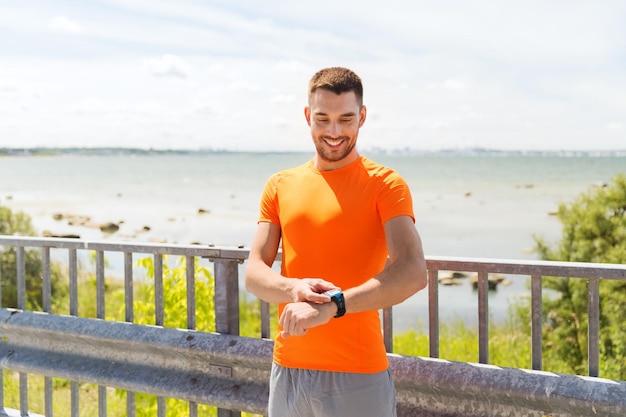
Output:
top-left (0, 205), bottom-right (64, 310)
top-left (533, 173), bottom-right (626, 380)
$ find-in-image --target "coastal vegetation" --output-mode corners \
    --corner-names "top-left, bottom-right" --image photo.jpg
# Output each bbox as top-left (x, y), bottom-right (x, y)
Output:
top-left (0, 206), bottom-right (66, 310)
top-left (0, 172), bottom-right (624, 414)
top-left (532, 173), bottom-right (626, 379)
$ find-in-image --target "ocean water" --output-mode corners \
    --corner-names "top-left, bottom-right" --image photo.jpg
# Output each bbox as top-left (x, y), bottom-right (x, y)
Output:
top-left (1, 152), bottom-right (624, 330)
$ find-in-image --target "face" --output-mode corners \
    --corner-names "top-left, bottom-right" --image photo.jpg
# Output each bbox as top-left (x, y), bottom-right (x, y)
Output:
top-left (305, 89), bottom-right (366, 171)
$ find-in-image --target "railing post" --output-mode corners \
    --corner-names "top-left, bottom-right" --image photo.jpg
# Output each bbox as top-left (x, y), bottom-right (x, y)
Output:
top-left (587, 278), bottom-right (600, 377)
top-left (477, 271), bottom-right (489, 364)
top-left (186, 255), bottom-right (198, 417)
top-left (383, 308), bottom-right (393, 353)
top-left (260, 300), bottom-right (271, 339)
top-left (16, 246), bottom-right (28, 416)
top-left (124, 252), bottom-right (136, 417)
top-left (213, 257), bottom-right (241, 417)
top-left (16, 246), bottom-right (25, 310)
top-left (428, 269), bottom-right (439, 358)
top-left (153, 254), bottom-right (166, 417)
top-left (96, 250), bottom-right (105, 320)
top-left (531, 275), bottom-right (543, 370)
top-left (43, 246), bottom-right (53, 417)
top-left (95, 250), bottom-right (107, 417)
top-left (214, 258), bottom-right (240, 335)
top-left (69, 248), bottom-right (79, 417)
top-left (186, 255), bottom-right (196, 331)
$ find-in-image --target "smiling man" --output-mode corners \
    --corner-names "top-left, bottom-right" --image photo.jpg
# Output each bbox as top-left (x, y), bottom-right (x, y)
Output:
top-left (245, 67), bottom-right (428, 417)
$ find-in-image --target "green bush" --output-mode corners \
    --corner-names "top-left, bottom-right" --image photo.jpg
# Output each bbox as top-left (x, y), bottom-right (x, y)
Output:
top-left (0, 205), bottom-right (65, 310)
top-left (533, 173), bottom-right (626, 380)
top-left (122, 255), bottom-right (265, 416)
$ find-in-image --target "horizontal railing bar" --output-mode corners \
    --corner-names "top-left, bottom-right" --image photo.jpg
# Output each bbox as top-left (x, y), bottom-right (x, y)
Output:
top-left (425, 256), bottom-right (626, 280)
top-left (1, 236), bottom-right (623, 279)
top-left (0, 237), bottom-right (245, 260)
top-left (0, 236), bottom-right (626, 280)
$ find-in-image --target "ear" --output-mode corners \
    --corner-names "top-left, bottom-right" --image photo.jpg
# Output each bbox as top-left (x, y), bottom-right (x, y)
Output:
top-left (304, 106), bottom-right (312, 126)
top-left (358, 105), bottom-right (367, 127)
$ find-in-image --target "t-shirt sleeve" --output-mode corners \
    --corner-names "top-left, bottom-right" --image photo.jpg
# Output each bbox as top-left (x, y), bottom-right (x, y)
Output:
top-left (258, 173), bottom-right (281, 226)
top-left (377, 171), bottom-right (415, 224)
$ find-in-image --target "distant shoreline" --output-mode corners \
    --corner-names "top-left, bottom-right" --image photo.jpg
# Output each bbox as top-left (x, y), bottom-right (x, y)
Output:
top-left (1, 147), bottom-right (625, 158)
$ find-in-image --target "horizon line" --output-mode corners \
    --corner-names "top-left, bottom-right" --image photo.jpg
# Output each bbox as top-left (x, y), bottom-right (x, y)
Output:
top-left (2, 146), bottom-right (626, 157)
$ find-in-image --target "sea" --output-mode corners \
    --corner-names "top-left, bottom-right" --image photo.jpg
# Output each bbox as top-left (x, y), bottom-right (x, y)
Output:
top-left (1, 151), bottom-right (624, 331)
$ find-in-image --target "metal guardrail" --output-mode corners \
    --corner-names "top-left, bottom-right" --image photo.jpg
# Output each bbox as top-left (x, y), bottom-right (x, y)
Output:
top-left (1, 309), bottom-right (625, 417)
top-left (0, 236), bottom-right (625, 416)
top-left (0, 309), bottom-right (273, 415)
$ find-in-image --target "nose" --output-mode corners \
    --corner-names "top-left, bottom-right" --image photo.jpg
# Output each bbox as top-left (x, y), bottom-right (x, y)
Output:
top-left (327, 122), bottom-right (340, 137)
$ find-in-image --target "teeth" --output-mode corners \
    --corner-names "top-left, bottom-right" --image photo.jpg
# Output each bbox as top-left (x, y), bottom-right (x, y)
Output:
top-left (326, 139), bottom-right (342, 146)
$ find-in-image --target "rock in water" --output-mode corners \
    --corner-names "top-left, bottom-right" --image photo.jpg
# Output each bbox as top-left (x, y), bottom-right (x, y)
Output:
top-left (100, 222), bottom-right (120, 233)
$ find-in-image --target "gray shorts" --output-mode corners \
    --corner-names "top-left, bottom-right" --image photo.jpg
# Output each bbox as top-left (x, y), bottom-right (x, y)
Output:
top-left (268, 363), bottom-right (397, 417)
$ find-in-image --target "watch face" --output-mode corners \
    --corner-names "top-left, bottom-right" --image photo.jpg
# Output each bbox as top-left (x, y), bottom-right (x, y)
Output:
top-left (325, 289), bottom-right (341, 297)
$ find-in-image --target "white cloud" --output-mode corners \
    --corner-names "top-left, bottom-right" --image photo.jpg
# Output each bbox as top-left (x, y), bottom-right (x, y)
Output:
top-left (0, 0), bottom-right (625, 151)
top-left (269, 94), bottom-right (295, 104)
top-left (48, 16), bottom-right (82, 34)
top-left (143, 55), bottom-right (189, 79)
top-left (0, 79), bottom-right (18, 94)
top-left (270, 117), bottom-right (290, 128)
top-left (441, 79), bottom-right (467, 91)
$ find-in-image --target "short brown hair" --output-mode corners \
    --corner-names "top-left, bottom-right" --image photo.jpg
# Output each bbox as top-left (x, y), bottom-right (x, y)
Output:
top-left (308, 67), bottom-right (363, 106)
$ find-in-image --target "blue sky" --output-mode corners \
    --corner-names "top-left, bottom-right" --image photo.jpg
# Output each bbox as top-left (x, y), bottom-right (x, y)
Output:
top-left (0, 0), bottom-right (624, 151)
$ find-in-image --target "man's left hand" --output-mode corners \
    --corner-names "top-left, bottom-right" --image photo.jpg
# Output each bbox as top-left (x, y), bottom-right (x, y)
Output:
top-left (279, 301), bottom-right (337, 338)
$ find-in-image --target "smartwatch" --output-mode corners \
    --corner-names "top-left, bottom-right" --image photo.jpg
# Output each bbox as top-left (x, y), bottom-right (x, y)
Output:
top-left (324, 289), bottom-right (346, 318)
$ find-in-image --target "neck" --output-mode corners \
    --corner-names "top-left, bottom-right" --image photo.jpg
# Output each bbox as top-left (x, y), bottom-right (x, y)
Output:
top-left (313, 151), bottom-right (360, 171)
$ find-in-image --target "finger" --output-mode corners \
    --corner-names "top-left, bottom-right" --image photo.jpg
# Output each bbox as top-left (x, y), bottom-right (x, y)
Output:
top-left (310, 281), bottom-right (337, 292)
top-left (290, 318), bottom-right (300, 337)
top-left (305, 292), bottom-right (332, 303)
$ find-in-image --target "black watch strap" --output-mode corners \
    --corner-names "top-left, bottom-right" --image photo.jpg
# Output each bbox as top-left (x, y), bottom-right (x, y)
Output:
top-left (325, 289), bottom-right (346, 318)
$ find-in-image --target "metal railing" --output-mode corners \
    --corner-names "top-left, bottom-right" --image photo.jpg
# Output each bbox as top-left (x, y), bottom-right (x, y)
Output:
top-left (0, 236), bottom-right (625, 416)
top-left (422, 256), bottom-right (626, 375)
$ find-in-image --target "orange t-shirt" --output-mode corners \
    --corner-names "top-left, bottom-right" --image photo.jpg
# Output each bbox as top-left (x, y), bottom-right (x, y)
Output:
top-left (258, 156), bottom-right (414, 373)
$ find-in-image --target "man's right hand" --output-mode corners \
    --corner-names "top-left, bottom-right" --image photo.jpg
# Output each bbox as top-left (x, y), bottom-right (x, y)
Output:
top-left (291, 278), bottom-right (338, 304)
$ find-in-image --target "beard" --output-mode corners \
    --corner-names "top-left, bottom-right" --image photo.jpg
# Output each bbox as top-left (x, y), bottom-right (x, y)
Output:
top-left (314, 135), bottom-right (357, 163)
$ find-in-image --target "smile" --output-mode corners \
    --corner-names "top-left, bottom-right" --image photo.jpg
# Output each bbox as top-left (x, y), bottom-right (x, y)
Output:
top-left (324, 138), bottom-right (344, 147)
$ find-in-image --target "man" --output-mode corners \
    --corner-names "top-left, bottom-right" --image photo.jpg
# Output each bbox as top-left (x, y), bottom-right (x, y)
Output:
top-left (245, 67), bottom-right (427, 417)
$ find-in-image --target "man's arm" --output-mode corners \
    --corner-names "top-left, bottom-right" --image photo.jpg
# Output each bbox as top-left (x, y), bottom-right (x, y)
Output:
top-left (244, 221), bottom-right (336, 304)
